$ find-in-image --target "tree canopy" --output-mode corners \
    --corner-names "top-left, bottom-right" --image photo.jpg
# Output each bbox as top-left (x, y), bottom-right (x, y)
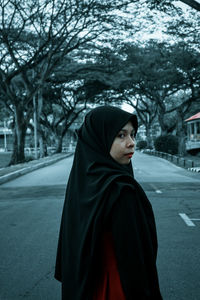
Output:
top-left (148, 0), bottom-right (200, 12)
top-left (0, 0), bottom-right (199, 163)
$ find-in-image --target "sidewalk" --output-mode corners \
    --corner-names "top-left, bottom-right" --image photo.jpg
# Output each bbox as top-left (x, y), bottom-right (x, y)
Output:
top-left (0, 152), bottom-right (73, 185)
top-left (143, 149), bottom-right (200, 173)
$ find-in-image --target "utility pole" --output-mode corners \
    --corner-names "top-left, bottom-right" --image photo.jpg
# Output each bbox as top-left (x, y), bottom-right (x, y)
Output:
top-left (33, 93), bottom-right (38, 159)
top-left (32, 69), bottom-right (38, 159)
top-left (4, 121), bottom-right (7, 152)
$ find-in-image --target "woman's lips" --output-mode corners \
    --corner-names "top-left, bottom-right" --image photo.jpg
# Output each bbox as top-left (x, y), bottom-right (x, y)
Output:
top-left (125, 152), bottom-right (134, 158)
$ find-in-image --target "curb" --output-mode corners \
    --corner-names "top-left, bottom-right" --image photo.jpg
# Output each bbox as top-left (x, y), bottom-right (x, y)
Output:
top-left (142, 149), bottom-right (200, 173)
top-left (0, 153), bottom-right (74, 185)
top-left (188, 167), bottom-right (200, 173)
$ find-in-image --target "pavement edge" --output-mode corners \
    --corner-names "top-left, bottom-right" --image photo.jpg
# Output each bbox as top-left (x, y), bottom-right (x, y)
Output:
top-left (0, 153), bottom-right (74, 185)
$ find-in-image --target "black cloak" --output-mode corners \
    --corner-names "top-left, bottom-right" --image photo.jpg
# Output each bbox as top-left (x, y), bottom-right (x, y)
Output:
top-left (55, 105), bottom-right (162, 300)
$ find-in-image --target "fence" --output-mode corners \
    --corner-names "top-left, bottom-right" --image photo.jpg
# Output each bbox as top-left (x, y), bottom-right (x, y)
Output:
top-left (24, 145), bottom-right (76, 155)
top-left (142, 149), bottom-right (198, 169)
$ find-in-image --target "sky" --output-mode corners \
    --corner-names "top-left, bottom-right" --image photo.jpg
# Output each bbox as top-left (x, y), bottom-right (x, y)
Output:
top-left (121, 103), bottom-right (135, 113)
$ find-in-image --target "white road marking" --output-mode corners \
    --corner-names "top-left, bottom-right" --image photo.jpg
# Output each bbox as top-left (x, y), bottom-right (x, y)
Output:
top-left (150, 183), bottom-right (162, 194)
top-left (179, 213), bottom-right (196, 226)
top-left (156, 190), bottom-right (162, 194)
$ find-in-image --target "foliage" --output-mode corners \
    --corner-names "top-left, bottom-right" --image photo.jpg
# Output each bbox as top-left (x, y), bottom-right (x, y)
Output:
top-left (0, 0), bottom-right (200, 163)
top-left (147, 0), bottom-right (200, 12)
top-left (136, 140), bottom-right (148, 150)
top-left (154, 134), bottom-right (179, 155)
top-left (0, 0), bottom-right (140, 163)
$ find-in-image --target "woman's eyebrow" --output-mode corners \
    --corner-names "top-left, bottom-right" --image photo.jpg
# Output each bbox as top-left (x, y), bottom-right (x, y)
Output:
top-left (120, 128), bottom-right (135, 133)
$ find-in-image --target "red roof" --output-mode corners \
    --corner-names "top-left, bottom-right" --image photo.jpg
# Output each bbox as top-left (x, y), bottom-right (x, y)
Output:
top-left (185, 112), bottom-right (200, 122)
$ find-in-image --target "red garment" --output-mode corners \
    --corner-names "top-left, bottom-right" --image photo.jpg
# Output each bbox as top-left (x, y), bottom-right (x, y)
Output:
top-left (93, 232), bottom-right (126, 300)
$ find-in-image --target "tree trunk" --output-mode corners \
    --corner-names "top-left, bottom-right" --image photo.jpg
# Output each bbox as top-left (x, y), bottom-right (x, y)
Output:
top-left (39, 135), bottom-right (47, 157)
top-left (9, 107), bottom-right (27, 165)
top-left (9, 129), bottom-right (18, 166)
top-left (158, 115), bottom-right (168, 135)
top-left (55, 136), bottom-right (63, 153)
top-left (178, 134), bottom-right (186, 156)
top-left (145, 124), bottom-right (153, 148)
top-left (180, 0), bottom-right (200, 11)
top-left (37, 89), bottom-right (47, 158)
top-left (157, 107), bottom-right (168, 135)
top-left (176, 109), bottom-right (187, 156)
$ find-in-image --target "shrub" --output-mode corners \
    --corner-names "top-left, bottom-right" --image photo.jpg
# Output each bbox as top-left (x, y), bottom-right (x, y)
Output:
top-left (154, 135), bottom-right (178, 155)
top-left (24, 155), bottom-right (35, 162)
top-left (137, 140), bottom-right (148, 150)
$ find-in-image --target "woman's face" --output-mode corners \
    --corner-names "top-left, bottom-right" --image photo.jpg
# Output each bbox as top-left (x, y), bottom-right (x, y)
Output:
top-left (109, 121), bottom-right (135, 165)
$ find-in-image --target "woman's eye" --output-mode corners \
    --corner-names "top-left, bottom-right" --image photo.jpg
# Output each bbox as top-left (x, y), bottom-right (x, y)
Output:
top-left (118, 133), bottom-right (125, 138)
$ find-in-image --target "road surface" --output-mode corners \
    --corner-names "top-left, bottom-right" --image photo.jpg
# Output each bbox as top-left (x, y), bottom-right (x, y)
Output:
top-left (0, 152), bottom-right (200, 300)
top-left (133, 152), bottom-right (200, 300)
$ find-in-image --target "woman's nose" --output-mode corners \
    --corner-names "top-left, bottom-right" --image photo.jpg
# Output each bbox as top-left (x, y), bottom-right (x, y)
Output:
top-left (127, 136), bottom-right (135, 147)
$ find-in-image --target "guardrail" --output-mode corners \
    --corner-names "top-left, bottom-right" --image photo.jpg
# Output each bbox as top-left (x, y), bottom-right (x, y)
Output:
top-left (142, 149), bottom-right (198, 169)
top-left (24, 146), bottom-right (76, 155)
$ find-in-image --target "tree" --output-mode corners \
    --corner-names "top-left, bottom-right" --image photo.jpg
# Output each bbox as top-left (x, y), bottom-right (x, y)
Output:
top-left (40, 81), bottom-right (88, 153)
top-left (123, 41), bottom-right (200, 154)
top-left (123, 94), bottom-right (158, 148)
top-left (0, 0), bottom-right (138, 164)
top-left (179, 0), bottom-right (200, 10)
top-left (87, 41), bottom-right (200, 154)
top-left (148, 0), bottom-right (200, 12)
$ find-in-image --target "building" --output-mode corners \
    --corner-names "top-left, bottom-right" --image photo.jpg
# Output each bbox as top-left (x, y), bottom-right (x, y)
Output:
top-left (185, 112), bottom-right (200, 151)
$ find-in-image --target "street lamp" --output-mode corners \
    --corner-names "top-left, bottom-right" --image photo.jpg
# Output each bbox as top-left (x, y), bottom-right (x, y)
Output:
top-left (32, 69), bottom-right (38, 159)
top-left (33, 93), bottom-right (38, 159)
top-left (4, 121), bottom-right (7, 152)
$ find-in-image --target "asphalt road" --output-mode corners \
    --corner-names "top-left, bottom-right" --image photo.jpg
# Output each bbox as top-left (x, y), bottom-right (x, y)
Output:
top-left (0, 152), bottom-right (200, 300)
top-left (133, 152), bottom-right (200, 300)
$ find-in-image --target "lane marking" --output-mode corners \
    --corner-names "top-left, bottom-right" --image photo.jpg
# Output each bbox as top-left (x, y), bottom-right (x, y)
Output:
top-left (150, 183), bottom-right (162, 194)
top-left (156, 190), bottom-right (162, 194)
top-left (179, 213), bottom-right (196, 226)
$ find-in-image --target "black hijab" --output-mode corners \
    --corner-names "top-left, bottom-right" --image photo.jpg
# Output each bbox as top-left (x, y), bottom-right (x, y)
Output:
top-left (55, 105), bottom-right (162, 300)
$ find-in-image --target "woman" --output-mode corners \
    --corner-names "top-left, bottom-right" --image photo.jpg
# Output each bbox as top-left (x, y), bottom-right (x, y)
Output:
top-left (55, 105), bottom-right (162, 300)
